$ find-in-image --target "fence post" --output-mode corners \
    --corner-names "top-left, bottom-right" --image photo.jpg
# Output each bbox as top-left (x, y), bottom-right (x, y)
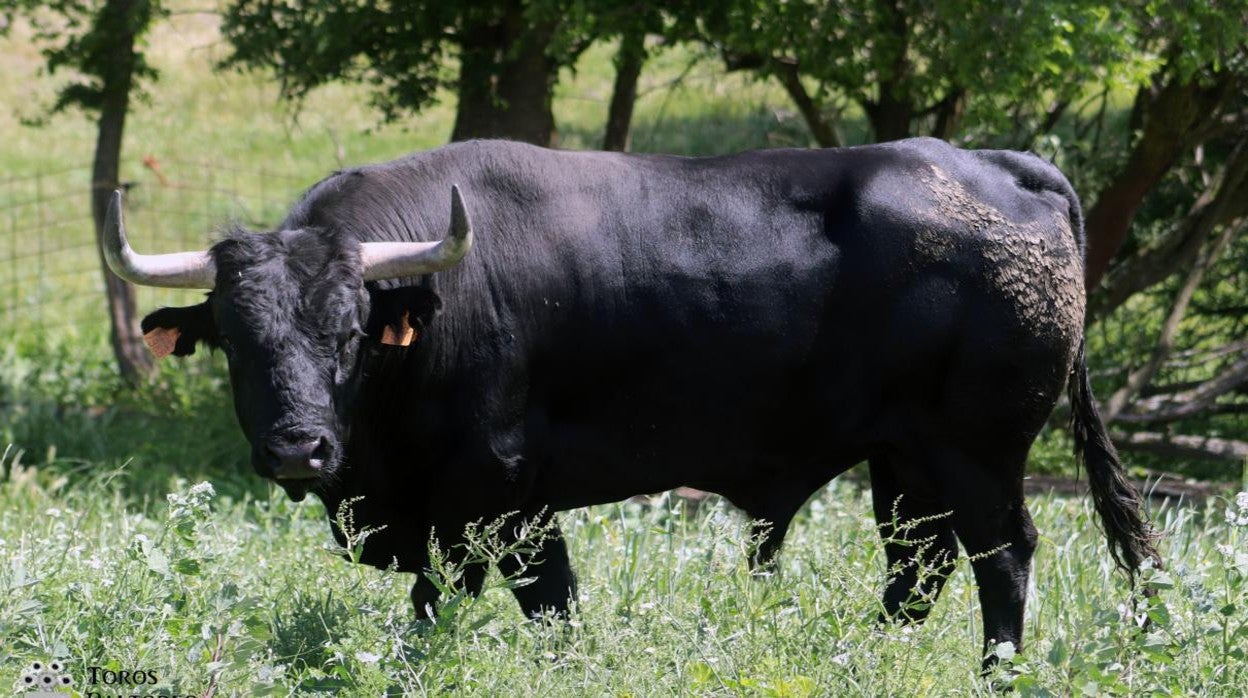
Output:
top-left (8, 177), bottom-right (16, 326)
top-left (259, 166), bottom-right (267, 228)
top-left (36, 170), bottom-right (44, 323)
top-left (205, 168), bottom-right (214, 248)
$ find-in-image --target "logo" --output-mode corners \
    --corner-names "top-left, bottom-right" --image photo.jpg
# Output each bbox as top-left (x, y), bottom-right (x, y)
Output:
top-left (20, 660), bottom-right (73, 696)
top-left (18, 659), bottom-right (199, 697)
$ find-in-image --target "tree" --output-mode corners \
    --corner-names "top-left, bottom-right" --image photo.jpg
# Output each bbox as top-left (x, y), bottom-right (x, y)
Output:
top-left (702, 1), bottom-right (1135, 146)
top-left (221, 0), bottom-right (606, 146)
top-left (1071, 3), bottom-right (1248, 465)
top-left (4, 0), bottom-right (166, 383)
top-left (601, 19), bottom-right (648, 151)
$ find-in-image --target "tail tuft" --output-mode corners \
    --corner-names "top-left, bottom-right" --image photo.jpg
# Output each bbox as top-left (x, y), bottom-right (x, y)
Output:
top-left (1068, 340), bottom-right (1161, 575)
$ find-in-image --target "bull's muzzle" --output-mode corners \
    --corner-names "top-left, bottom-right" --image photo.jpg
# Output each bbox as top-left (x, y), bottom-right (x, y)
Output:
top-left (264, 436), bottom-right (329, 480)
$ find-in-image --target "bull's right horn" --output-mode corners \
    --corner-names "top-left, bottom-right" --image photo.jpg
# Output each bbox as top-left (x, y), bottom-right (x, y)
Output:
top-left (360, 184), bottom-right (474, 281)
top-left (102, 190), bottom-right (216, 288)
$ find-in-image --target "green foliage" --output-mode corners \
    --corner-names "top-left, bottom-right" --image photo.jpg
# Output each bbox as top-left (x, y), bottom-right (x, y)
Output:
top-left (0, 325), bottom-right (260, 504)
top-left (5, 0), bottom-right (167, 116)
top-left (219, 0), bottom-right (452, 120)
top-left (1139, 0), bottom-right (1248, 82)
top-left (698, 0), bottom-right (1142, 141)
top-left (220, 0), bottom-right (626, 124)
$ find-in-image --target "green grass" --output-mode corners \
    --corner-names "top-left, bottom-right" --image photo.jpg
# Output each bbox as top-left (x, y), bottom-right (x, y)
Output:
top-left (1, 463), bottom-right (1245, 695)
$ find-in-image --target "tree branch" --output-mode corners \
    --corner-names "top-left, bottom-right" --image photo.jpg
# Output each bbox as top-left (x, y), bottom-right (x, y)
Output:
top-left (1110, 431), bottom-right (1248, 462)
top-left (1103, 213), bottom-right (1239, 420)
top-left (1016, 98), bottom-right (1070, 149)
top-left (1083, 71), bottom-right (1235, 289)
top-left (770, 57), bottom-right (841, 148)
top-left (1118, 350), bottom-right (1248, 422)
top-left (1090, 139), bottom-right (1248, 319)
top-left (1116, 401), bottom-right (1248, 424)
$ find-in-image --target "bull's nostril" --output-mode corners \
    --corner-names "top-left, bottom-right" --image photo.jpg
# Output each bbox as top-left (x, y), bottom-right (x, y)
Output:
top-left (310, 436), bottom-right (330, 465)
top-left (266, 437), bottom-right (326, 478)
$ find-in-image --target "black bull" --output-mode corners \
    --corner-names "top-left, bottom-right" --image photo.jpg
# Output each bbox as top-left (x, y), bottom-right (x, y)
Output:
top-left (109, 137), bottom-right (1157, 663)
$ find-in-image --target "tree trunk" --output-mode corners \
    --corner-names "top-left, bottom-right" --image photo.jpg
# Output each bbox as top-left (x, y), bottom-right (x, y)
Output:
top-left (866, 89), bottom-right (914, 143)
top-left (1082, 73), bottom-right (1233, 288)
top-left (772, 59), bottom-right (841, 148)
top-left (451, 3), bottom-right (559, 146)
top-left (865, 0), bottom-right (912, 143)
top-left (602, 27), bottom-right (646, 151)
top-left (92, 0), bottom-right (154, 384)
top-left (930, 89), bottom-right (966, 141)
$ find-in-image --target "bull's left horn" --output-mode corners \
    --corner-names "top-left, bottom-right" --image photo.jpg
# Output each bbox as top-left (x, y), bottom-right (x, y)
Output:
top-left (102, 190), bottom-right (216, 288)
top-left (360, 184), bottom-right (474, 281)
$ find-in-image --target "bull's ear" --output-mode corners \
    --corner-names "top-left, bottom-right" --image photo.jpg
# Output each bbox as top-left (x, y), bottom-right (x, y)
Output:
top-left (367, 285), bottom-right (442, 347)
top-left (140, 302), bottom-right (218, 359)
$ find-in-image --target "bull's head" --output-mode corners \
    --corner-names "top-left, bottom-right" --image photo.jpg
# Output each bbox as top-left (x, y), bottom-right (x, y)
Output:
top-left (102, 187), bottom-right (473, 500)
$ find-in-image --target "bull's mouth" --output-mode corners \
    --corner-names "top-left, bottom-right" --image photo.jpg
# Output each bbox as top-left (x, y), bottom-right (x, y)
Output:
top-left (276, 477), bottom-right (319, 502)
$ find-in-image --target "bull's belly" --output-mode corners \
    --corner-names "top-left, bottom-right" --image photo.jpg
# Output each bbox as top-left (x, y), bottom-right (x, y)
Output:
top-left (528, 408), bottom-right (867, 510)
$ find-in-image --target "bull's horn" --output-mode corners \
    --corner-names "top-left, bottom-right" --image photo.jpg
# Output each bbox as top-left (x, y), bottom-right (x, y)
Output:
top-left (360, 184), bottom-right (474, 281)
top-left (102, 190), bottom-right (216, 288)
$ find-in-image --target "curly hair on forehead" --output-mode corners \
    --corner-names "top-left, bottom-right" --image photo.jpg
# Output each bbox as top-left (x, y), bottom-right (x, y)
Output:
top-left (211, 225), bottom-right (365, 281)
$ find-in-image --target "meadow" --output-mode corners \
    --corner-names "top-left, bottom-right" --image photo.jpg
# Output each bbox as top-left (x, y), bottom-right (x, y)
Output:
top-left (2, 9), bottom-right (1247, 697)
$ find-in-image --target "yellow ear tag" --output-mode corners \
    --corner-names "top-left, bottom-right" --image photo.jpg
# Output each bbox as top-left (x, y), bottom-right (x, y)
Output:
top-left (381, 312), bottom-right (417, 347)
top-left (143, 327), bottom-right (181, 359)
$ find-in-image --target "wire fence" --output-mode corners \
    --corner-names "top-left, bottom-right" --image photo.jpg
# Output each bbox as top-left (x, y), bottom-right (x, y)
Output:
top-left (1, 159), bottom-right (316, 334)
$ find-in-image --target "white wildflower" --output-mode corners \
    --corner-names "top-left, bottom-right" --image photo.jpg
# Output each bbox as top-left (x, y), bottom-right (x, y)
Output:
top-left (45, 508), bottom-right (62, 518)
top-left (1226, 492), bottom-right (1248, 527)
top-left (353, 651), bottom-right (380, 665)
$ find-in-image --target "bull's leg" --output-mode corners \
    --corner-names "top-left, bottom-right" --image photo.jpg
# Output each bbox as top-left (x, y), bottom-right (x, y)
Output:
top-left (932, 449), bottom-right (1037, 670)
top-left (410, 561), bottom-right (488, 619)
top-left (728, 481), bottom-right (822, 574)
top-left (745, 510), bottom-right (799, 573)
top-left (496, 515), bottom-right (577, 620)
top-left (410, 576), bottom-right (439, 618)
top-left (869, 456), bottom-right (959, 624)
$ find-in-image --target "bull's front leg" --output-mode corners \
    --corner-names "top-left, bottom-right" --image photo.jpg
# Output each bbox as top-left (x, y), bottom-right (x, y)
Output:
top-left (410, 561), bottom-right (488, 619)
top-left (496, 512), bottom-right (577, 620)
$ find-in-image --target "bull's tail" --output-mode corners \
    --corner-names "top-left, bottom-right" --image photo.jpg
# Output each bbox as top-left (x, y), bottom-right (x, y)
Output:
top-left (1068, 340), bottom-right (1161, 575)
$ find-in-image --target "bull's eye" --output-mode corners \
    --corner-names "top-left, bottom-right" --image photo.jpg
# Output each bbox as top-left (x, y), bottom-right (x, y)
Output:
top-left (339, 327), bottom-right (362, 356)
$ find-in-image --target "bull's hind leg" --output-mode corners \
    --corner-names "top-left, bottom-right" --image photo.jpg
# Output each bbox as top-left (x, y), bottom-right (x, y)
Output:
top-left (930, 447), bottom-right (1038, 668)
top-left (726, 475), bottom-right (835, 574)
top-left (496, 511), bottom-right (577, 620)
top-left (869, 456), bottom-right (959, 624)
